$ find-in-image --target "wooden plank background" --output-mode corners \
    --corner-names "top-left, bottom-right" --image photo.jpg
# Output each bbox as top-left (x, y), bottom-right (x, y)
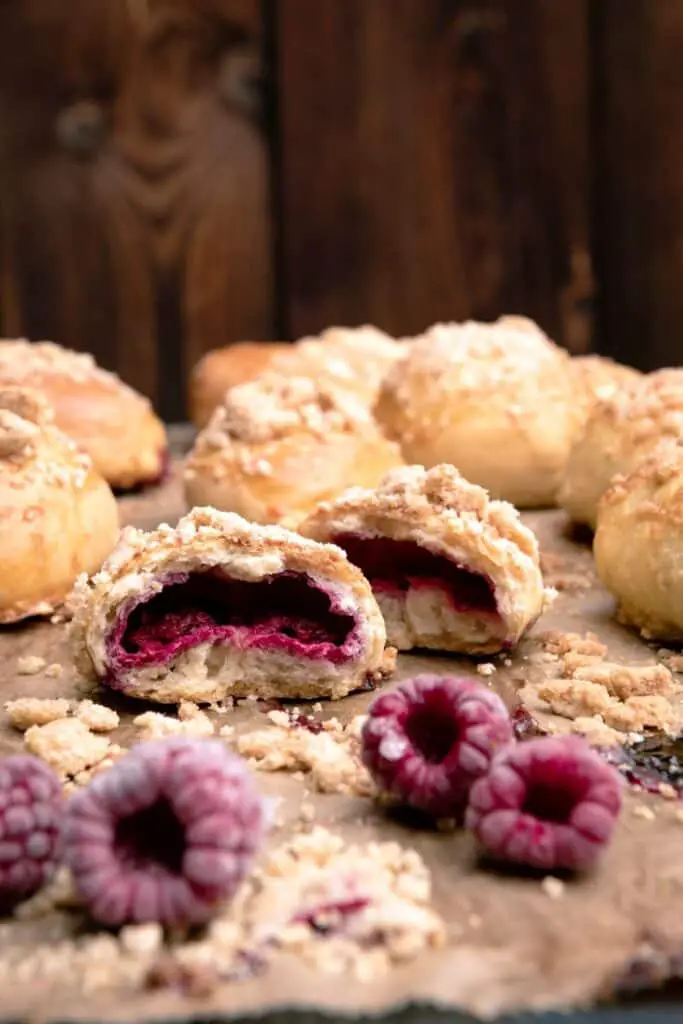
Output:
top-left (0, 0), bottom-right (679, 418)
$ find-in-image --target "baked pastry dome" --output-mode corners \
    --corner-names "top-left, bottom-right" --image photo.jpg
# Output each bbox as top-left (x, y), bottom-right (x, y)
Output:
top-left (571, 355), bottom-right (642, 420)
top-left (0, 340), bottom-right (167, 490)
top-left (189, 341), bottom-right (291, 429)
top-left (184, 374), bottom-right (403, 527)
top-left (559, 368), bottom-right (683, 529)
top-left (594, 440), bottom-right (683, 641)
top-left (374, 317), bottom-right (581, 508)
top-left (0, 387), bottom-right (119, 624)
top-left (300, 464), bottom-right (546, 655)
top-left (70, 506), bottom-right (388, 703)
top-left (270, 325), bottom-right (402, 406)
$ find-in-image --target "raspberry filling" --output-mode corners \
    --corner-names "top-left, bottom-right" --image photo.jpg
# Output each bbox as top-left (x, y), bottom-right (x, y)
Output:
top-left (331, 534), bottom-right (500, 618)
top-left (107, 569), bottom-right (359, 673)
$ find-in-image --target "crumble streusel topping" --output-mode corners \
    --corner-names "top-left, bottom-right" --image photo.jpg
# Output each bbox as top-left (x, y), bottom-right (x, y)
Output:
top-left (196, 374), bottom-right (372, 450)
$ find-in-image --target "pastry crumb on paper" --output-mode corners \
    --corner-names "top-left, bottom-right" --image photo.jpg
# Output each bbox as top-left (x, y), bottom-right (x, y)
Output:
top-left (236, 712), bottom-right (374, 797)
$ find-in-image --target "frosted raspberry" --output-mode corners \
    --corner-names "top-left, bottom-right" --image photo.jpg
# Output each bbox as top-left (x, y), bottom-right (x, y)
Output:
top-left (0, 755), bottom-right (63, 905)
top-left (361, 674), bottom-right (513, 817)
top-left (62, 738), bottom-right (265, 927)
top-left (465, 736), bottom-right (622, 870)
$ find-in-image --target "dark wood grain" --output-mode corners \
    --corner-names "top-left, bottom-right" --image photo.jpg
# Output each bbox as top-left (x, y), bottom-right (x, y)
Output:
top-left (275, 0), bottom-right (591, 350)
top-left (0, 0), bottom-right (273, 418)
top-left (592, 0), bottom-right (683, 370)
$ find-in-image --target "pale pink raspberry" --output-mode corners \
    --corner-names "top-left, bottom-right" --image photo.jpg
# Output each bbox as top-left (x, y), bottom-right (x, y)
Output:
top-left (361, 674), bottom-right (513, 817)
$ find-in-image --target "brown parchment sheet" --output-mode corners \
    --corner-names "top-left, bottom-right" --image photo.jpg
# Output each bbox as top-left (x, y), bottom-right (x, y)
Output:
top-left (2, 445), bottom-right (683, 1022)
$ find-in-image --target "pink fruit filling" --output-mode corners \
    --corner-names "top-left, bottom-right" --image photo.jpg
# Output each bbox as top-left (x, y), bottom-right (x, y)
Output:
top-left (331, 535), bottom-right (500, 619)
top-left (105, 569), bottom-right (360, 683)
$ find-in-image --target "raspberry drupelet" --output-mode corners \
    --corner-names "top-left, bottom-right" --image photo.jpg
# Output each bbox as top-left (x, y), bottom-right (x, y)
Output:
top-left (0, 755), bottom-right (63, 906)
top-left (62, 738), bottom-right (266, 927)
top-left (361, 674), bottom-right (513, 818)
top-left (466, 736), bottom-right (623, 870)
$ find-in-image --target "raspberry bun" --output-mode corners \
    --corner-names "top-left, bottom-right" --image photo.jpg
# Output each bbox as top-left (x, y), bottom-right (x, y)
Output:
top-left (70, 507), bottom-right (389, 703)
top-left (300, 465), bottom-right (546, 655)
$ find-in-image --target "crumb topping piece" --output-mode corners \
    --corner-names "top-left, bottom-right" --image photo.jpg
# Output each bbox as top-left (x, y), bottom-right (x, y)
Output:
top-left (197, 374), bottom-right (372, 450)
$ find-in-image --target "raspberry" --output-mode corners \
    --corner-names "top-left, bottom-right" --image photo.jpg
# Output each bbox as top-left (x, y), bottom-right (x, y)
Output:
top-left (62, 738), bottom-right (265, 927)
top-left (0, 755), bottom-right (63, 905)
top-left (465, 736), bottom-right (622, 870)
top-left (361, 674), bottom-right (513, 818)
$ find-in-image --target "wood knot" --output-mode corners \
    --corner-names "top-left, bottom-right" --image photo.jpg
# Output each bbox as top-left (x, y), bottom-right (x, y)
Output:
top-left (55, 100), bottom-right (107, 159)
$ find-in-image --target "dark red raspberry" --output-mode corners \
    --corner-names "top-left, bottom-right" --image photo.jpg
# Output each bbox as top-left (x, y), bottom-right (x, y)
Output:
top-left (62, 738), bottom-right (265, 927)
top-left (0, 755), bottom-right (63, 905)
top-left (465, 735), bottom-right (622, 870)
top-left (361, 674), bottom-right (513, 818)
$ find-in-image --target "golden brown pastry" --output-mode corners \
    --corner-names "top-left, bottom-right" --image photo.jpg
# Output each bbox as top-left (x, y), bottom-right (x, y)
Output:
top-left (0, 387), bottom-right (119, 624)
top-left (189, 341), bottom-right (291, 429)
top-left (270, 325), bottom-right (402, 406)
top-left (594, 440), bottom-right (683, 641)
top-left (300, 464), bottom-right (546, 655)
top-left (184, 374), bottom-right (403, 527)
top-left (559, 368), bottom-right (683, 529)
top-left (70, 506), bottom-right (388, 703)
top-left (572, 354), bottom-right (642, 414)
top-left (0, 340), bottom-right (167, 490)
top-left (375, 317), bottom-right (581, 508)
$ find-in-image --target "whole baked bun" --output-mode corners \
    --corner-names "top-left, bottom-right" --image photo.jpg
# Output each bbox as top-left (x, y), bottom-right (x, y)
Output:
top-left (300, 464), bottom-right (547, 655)
top-left (0, 340), bottom-right (167, 490)
top-left (189, 341), bottom-right (291, 429)
top-left (270, 325), bottom-right (403, 406)
top-left (69, 506), bottom-right (388, 703)
top-left (375, 317), bottom-right (582, 508)
top-left (184, 374), bottom-right (403, 527)
top-left (594, 440), bottom-right (683, 641)
top-left (559, 368), bottom-right (683, 530)
top-left (0, 387), bottom-right (119, 624)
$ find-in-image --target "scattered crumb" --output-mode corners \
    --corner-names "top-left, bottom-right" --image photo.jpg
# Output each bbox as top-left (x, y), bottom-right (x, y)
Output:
top-left (603, 696), bottom-right (677, 734)
top-left (0, 827), bottom-right (444, 992)
top-left (76, 701), bottom-right (119, 733)
top-left (632, 804), bottom-right (656, 822)
top-left (541, 877), bottom-right (565, 900)
top-left (120, 924), bottom-right (164, 957)
top-left (5, 698), bottom-right (71, 731)
top-left (574, 663), bottom-right (676, 700)
top-left (659, 783), bottom-right (677, 800)
top-left (45, 663), bottom-right (63, 678)
top-left (528, 632), bottom-right (683, 737)
top-left (537, 679), bottom-right (615, 719)
top-left (178, 701), bottom-right (203, 721)
top-left (539, 630), bottom-right (608, 662)
top-left (133, 710), bottom-right (215, 741)
top-left (503, 658), bottom-right (513, 667)
top-left (237, 715), bottom-right (374, 797)
top-left (24, 718), bottom-right (112, 780)
top-left (218, 724), bottom-right (235, 739)
top-left (16, 655), bottom-right (46, 676)
top-left (569, 715), bottom-right (622, 748)
top-left (477, 663), bottom-right (496, 677)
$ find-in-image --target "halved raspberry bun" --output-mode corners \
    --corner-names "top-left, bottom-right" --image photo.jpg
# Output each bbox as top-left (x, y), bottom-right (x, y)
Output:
top-left (300, 465), bottom-right (547, 655)
top-left (70, 507), bottom-right (388, 703)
